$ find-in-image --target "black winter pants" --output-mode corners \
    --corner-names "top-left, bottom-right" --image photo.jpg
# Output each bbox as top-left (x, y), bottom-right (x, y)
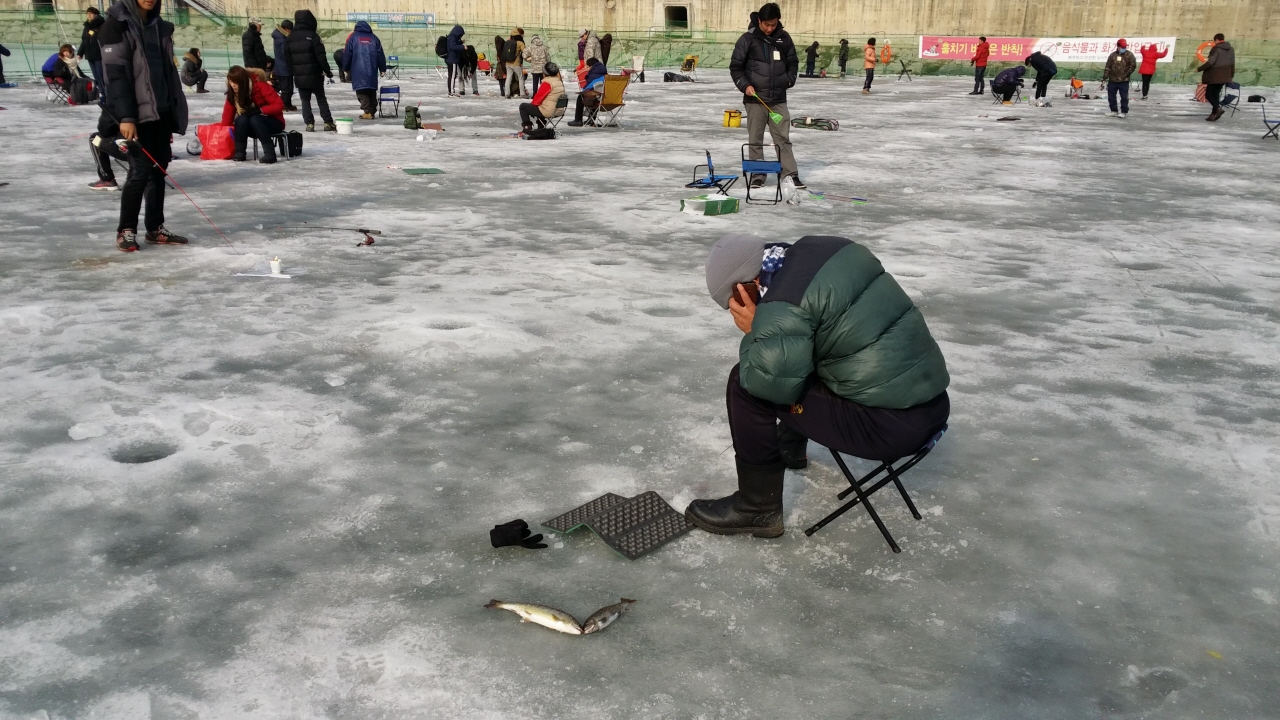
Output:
top-left (1035, 71), bottom-right (1053, 99)
top-left (232, 113), bottom-right (284, 159)
top-left (864, 67), bottom-right (874, 90)
top-left (1140, 73), bottom-right (1153, 98)
top-left (973, 65), bottom-right (986, 93)
top-left (726, 365), bottom-right (950, 467)
top-left (298, 86), bottom-right (333, 126)
top-left (994, 84), bottom-right (1015, 101)
top-left (117, 117), bottom-right (172, 233)
top-left (447, 62), bottom-right (460, 94)
top-left (90, 132), bottom-right (127, 181)
top-left (519, 102), bottom-right (546, 127)
top-left (276, 74), bottom-right (293, 106)
top-left (1206, 82), bottom-right (1224, 110)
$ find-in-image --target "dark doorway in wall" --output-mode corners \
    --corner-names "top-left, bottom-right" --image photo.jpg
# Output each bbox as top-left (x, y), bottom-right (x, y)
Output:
top-left (33, 0), bottom-right (55, 16)
top-left (664, 5), bottom-right (689, 30)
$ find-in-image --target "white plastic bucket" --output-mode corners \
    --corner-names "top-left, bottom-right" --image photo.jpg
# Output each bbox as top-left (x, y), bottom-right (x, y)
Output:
top-left (335, 118), bottom-right (354, 135)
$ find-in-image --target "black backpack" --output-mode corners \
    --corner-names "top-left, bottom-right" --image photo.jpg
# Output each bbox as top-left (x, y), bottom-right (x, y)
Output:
top-left (435, 35), bottom-right (448, 58)
top-left (501, 38), bottom-right (519, 63)
top-left (524, 127), bottom-right (556, 140)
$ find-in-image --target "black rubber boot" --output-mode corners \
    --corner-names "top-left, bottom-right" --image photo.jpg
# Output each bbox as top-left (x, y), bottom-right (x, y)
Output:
top-left (778, 424), bottom-right (808, 470)
top-left (685, 459), bottom-right (785, 538)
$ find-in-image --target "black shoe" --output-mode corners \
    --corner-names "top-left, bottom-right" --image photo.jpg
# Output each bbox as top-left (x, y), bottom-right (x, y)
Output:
top-left (778, 425), bottom-right (809, 469)
top-left (749, 174), bottom-right (766, 189)
top-left (144, 225), bottom-right (188, 245)
top-left (283, 105), bottom-right (298, 112)
top-left (232, 152), bottom-right (247, 162)
top-left (685, 459), bottom-right (785, 538)
top-left (789, 175), bottom-right (807, 190)
top-left (116, 229), bottom-right (139, 253)
top-left (259, 154), bottom-right (277, 164)
top-left (567, 120), bottom-right (583, 127)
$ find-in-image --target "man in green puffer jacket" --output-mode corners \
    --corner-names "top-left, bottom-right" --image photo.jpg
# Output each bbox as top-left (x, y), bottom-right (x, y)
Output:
top-left (685, 235), bottom-right (951, 538)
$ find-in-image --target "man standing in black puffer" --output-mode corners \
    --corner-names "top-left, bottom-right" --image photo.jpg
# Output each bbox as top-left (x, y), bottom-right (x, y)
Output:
top-left (729, 2), bottom-right (803, 189)
top-left (79, 7), bottom-right (106, 105)
top-left (285, 9), bottom-right (336, 132)
top-left (242, 17), bottom-right (269, 70)
top-left (99, 0), bottom-right (189, 252)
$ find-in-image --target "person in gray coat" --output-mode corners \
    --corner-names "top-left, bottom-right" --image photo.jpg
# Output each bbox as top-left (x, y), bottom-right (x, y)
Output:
top-left (99, 0), bottom-right (189, 252)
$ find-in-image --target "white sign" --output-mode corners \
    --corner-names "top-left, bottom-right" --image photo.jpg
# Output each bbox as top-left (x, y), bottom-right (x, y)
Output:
top-left (1032, 37), bottom-right (1177, 63)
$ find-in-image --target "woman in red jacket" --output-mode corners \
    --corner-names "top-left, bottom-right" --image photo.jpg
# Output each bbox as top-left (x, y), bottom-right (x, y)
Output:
top-left (1138, 43), bottom-right (1168, 100)
top-left (221, 65), bottom-right (286, 163)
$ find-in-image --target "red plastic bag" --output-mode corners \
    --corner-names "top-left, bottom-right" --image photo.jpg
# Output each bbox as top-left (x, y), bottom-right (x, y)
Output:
top-left (197, 123), bottom-right (236, 160)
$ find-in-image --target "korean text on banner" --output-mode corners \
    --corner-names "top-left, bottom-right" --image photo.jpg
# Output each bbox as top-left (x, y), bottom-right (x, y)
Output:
top-left (919, 36), bottom-right (1033, 62)
top-left (918, 36), bottom-right (1176, 63)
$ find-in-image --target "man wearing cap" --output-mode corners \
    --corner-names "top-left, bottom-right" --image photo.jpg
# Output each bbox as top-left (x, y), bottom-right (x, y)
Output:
top-left (686, 236), bottom-right (951, 538)
top-left (242, 17), bottom-right (269, 70)
top-left (1103, 39), bottom-right (1136, 118)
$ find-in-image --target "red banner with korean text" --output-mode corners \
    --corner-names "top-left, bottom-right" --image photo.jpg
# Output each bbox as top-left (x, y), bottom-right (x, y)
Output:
top-left (918, 36), bottom-right (1034, 62)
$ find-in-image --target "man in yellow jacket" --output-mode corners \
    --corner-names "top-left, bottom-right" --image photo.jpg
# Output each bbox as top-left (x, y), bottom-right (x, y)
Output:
top-left (862, 37), bottom-right (877, 94)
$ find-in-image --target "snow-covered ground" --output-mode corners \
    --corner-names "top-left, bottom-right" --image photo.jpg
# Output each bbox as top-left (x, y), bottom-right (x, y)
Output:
top-left (1, 72), bottom-right (1279, 719)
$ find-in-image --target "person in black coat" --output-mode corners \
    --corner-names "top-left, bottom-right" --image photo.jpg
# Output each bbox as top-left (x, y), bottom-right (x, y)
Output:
top-left (79, 7), bottom-right (106, 104)
top-left (242, 18), bottom-right (269, 69)
top-left (285, 10), bottom-right (335, 131)
top-left (272, 20), bottom-right (295, 110)
top-left (838, 39), bottom-right (849, 77)
top-left (1024, 51), bottom-right (1057, 106)
top-left (729, 2), bottom-right (801, 187)
top-left (803, 41), bottom-right (819, 77)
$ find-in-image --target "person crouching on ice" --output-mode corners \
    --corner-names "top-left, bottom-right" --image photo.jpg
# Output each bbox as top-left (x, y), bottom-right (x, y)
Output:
top-left (684, 235), bottom-right (951, 538)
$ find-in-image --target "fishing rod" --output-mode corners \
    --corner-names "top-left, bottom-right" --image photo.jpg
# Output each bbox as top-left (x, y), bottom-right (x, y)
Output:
top-left (276, 223), bottom-right (381, 246)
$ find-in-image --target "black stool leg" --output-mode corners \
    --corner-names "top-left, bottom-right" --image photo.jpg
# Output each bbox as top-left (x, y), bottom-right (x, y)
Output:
top-left (893, 476), bottom-right (922, 520)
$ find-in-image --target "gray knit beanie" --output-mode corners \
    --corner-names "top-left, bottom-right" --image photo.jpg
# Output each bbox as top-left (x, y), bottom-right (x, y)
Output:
top-left (706, 235), bottom-right (767, 309)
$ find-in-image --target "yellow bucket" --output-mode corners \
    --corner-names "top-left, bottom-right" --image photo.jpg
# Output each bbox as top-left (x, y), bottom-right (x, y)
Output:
top-left (723, 109), bottom-right (742, 128)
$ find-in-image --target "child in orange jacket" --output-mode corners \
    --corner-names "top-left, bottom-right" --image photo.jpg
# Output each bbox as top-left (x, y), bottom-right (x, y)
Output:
top-left (862, 37), bottom-right (876, 93)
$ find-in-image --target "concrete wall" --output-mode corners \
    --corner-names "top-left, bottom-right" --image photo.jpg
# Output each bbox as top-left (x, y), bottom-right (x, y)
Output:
top-left (2, 1), bottom-right (1277, 83)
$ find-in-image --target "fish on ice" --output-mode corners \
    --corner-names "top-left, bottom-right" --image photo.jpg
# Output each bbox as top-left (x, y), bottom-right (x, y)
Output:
top-left (485, 598), bottom-right (637, 636)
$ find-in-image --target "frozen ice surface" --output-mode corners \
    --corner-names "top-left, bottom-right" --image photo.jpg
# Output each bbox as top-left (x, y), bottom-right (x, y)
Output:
top-left (2, 73), bottom-right (1279, 718)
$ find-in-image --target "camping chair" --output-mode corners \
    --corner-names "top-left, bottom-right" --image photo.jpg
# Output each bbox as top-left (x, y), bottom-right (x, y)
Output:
top-left (804, 425), bottom-right (948, 552)
top-left (1221, 81), bottom-right (1242, 117)
top-left (991, 83), bottom-right (1022, 105)
top-left (585, 75), bottom-right (629, 127)
top-left (546, 95), bottom-right (569, 129)
top-left (623, 55), bottom-right (645, 82)
top-left (740, 143), bottom-right (783, 204)
top-left (680, 55), bottom-right (699, 81)
top-left (686, 150), bottom-right (739, 195)
top-left (44, 77), bottom-right (71, 105)
top-left (251, 132), bottom-right (293, 162)
top-left (1255, 97), bottom-right (1280, 140)
top-left (896, 59), bottom-right (912, 82)
top-left (386, 56), bottom-right (400, 80)
top-left (379, 85), bottom-right (401, 118)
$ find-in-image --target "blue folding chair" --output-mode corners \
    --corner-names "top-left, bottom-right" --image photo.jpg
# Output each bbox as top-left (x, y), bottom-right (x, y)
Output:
top-left (1222, 81), bottom-right (1242, 117)
top-left (378, 85), bottom-right (400, 118)
top-left (686, 150), bottom-right (739, 195)
top-left (804, 425), bottom-right (948, 552)
top-left (741, 143), bottom-right (783, 204)
top-left (1257, 97), bottom-right (1280, 140)
top-left (386, 56), bottom-right (400, 80)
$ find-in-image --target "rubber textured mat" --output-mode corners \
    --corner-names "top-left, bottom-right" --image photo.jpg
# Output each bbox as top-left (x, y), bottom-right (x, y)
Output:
top-left (542, 491), bottom-right (693, 560)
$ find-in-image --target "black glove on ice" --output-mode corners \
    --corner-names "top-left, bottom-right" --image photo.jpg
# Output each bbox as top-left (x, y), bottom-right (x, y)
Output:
top-left (490, 519), bottom-right (547, 549)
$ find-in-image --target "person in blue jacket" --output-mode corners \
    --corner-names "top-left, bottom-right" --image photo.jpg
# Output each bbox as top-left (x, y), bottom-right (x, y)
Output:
top-left (566, 57), bottom-right (606, 126)
top-left (342, 20), bottom-right (386, 119)
top-left (445, 24), bottom-right (466, 96)
top-left (991, 65), bottom-right (1025, 104)
top-left (272, 20), bottom-right (296, 111)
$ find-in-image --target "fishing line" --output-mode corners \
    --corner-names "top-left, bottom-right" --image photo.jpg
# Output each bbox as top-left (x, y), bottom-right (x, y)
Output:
top-left (136, 144), bottom-right (242, 254)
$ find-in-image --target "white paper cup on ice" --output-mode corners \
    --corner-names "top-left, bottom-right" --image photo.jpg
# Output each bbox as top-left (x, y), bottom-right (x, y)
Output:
top-left (270, 257), bottom-right (282, 275)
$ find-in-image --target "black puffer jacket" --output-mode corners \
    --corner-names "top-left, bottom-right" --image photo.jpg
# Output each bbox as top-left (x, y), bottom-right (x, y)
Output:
top-left (242, 24), bottom-right (268, 69)
top-left (285, 10), bottom-right (332, 89)
top-left (99, 0), bottom-right (187, 132)
top-left (1025, 51), bottom-right (1057, 76)
top-left (80, 15), bottom-right (104, 62)
top-left (729, 24), bottom-right (798, 106)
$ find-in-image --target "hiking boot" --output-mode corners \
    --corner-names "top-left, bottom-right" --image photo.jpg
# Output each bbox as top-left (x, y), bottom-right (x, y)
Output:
top-left (862, 88), bottom-right (871, 95)
top-left (1119, 112), bottom-right (1128, 119)
top-left (88, 179), bottom-right (118, 191)
top-left (749, 174), bottom-right (766, 189)
top-left (1207, 107), bottom-right (1224, 121)
top-left (305, 123), bottom-right (315, 132)
top-left (968, 90), bottom-right (982, 95)
top-left (567, 120), bottom-right (583, 127)
top-left (116, 229), bottom-right (139, 253)
top-left (359, 112), bottom-right (374, 120)
top-left (323, 122), bottom-right (337, 132)
top-left (144, 225), bottom-right (188, 245)
top-left (472, 91), bottom-right (479, 96)
top-left (1002, 100), bottom-right (1013, 105)
top-left (685, 459), bottom-right (785, 538)
top-left (789, 175), bottom-right (807, 190)
top-left (283, 105), bottom-right (298, 112)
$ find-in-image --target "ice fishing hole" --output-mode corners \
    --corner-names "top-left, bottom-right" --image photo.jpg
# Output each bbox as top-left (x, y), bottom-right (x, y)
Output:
top-left (642, 306), bottom-right (693, 318)
top-left (591, 259), bottom-right (626, 266)
top-left (111, 441), bottom-right (179, 464)
top-left (1118, 262), bottom-right (1165, 271)
top-left (429, 321), bottom-right (472, 330)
